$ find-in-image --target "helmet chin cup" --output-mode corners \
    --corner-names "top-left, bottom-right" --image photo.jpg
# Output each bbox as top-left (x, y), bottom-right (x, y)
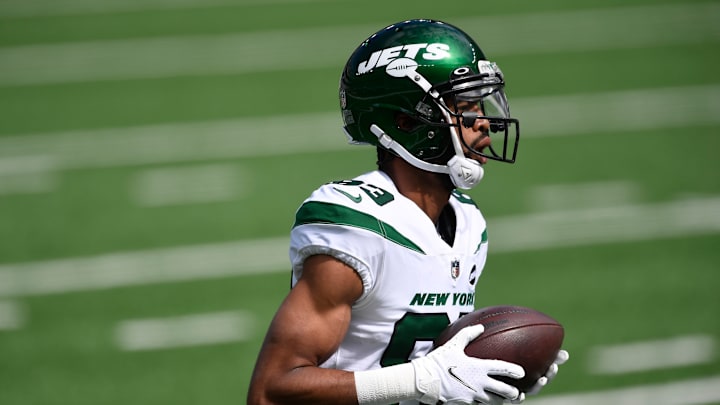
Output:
top-left (447, 155), bottom-right (484, 189)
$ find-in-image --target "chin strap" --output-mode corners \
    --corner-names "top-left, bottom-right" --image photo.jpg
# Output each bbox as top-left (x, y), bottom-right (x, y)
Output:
top-left (368, 62), bottom-right (484, 189)
top-left (447, 155), bottom-right (484, 189)
top-left (369, 124), bottom-right (483, 189)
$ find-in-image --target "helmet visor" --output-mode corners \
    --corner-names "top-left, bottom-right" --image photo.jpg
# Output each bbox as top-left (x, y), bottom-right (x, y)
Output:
top-left (445, 84), bottom-right (520, 163)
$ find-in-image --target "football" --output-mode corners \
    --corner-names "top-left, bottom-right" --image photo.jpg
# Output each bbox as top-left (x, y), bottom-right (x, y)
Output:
top-left (433, 305), bottom-right (564, 392)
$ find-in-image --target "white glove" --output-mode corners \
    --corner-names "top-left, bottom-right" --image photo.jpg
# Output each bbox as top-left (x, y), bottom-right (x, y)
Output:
top-left (411, 324), bottom-right (525, 405)
top-left (517, 349), bottom-right (569, 401)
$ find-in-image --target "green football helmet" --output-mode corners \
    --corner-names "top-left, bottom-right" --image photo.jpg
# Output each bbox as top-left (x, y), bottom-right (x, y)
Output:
top-left (339, 19), bottom-right (519, 189)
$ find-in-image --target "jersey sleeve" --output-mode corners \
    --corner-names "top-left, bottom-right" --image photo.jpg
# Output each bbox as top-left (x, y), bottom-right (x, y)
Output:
top-left (289, 183), bottom-right (390, 303)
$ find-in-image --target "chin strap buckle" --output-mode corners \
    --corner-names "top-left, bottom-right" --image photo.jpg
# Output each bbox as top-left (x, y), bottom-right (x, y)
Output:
top-left (447, 156), bottom-right (484, 189)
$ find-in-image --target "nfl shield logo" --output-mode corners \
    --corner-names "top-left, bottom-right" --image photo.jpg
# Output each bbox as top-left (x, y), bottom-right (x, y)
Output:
top-left (450, 259), bottom-right (460, 279)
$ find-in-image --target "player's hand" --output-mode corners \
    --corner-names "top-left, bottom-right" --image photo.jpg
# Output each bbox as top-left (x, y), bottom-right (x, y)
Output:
top-left (516, 349), bottom-right (569, 402)
top-left (411, 324), bottom-right (525, 405)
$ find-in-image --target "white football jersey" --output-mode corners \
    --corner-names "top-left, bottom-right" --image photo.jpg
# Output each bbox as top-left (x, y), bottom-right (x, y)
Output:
top-left (290, 170), bottom-right (488, 403)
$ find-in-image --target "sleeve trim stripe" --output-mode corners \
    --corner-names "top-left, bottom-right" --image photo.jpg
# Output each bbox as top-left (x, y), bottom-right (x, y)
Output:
top-left (293, 201), bottom-right (426, 255)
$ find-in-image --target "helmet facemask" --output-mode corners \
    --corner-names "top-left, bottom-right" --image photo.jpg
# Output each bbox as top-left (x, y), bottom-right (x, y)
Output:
top-left (422, 64), bottom-right (520, 166)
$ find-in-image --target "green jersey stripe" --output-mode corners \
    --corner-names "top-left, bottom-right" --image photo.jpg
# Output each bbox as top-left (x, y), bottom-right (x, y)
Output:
top-left (293, 201), bottom-right (426, 254)
top-left (474, 229), bottom-right (488, 254)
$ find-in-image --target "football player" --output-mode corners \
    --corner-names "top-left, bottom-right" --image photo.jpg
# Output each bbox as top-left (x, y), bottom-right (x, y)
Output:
top-left (248, 19), bottom-right (568, 405)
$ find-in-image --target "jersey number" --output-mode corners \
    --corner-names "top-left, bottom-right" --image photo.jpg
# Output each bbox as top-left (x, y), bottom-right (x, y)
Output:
top-left (331, 180), bottom-right (394, 206)
top-left (380, 313), bottom-right (452, 367)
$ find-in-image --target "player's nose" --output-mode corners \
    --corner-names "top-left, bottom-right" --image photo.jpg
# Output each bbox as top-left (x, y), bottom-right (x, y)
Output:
top-left (473, 117), bottom-right (490, 134)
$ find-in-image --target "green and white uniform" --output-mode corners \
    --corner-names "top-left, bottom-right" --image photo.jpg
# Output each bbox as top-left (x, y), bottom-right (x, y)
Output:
top-left (290, 170), bottom-right (488, 379)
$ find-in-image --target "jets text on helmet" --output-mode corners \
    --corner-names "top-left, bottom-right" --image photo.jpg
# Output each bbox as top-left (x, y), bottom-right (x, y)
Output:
top-left (357, 43), bottom-right (451, 74)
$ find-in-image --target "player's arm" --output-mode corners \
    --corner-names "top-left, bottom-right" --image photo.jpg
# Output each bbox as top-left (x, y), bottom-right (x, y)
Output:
top-left (247, 254), bottom-right (365, 405)
top-left (247, 253), bottom-right (529, 405)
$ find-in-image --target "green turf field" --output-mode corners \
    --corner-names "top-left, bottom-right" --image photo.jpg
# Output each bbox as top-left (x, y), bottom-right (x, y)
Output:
top-left (1, 0), bottom-right (719, 403)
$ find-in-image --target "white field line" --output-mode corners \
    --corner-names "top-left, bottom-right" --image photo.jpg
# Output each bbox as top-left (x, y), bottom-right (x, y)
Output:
top-left (488, 196), bottom-right (720, 253)
top-left (529, 181), bottom-right (642, 211)
top-left (130, 164), bottom-right (249, 207)
top-left (0, 85), bottom-right (717, 174)
top-left (0, 196), bottom-right (718, 298)
top-left (0, 236), bottom-right (291, 298)
top-left (588, 335), bottom-right (716, 375)
top-left (114, 310), bottom-right (255, 351)
top-left (512, 85), bottom-right (720, 137)
top-left (0, 112), bottom-right (348, 171)
top-left (0, 155), bottom-right (59, 195)
top-left (0, 300), bottom-right (24, 330)
top-left (0, 3), bottom-right (717, 86)
top-left (0, 0), bottom-right (339, 18)
top-left (527, 375), bottom-right (720, 405)
top-left (0, 172), bottom-right (56, 194)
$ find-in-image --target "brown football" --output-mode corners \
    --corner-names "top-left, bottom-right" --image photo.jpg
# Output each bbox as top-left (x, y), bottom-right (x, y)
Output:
top-left (433, 305), bottom-right (564, 392)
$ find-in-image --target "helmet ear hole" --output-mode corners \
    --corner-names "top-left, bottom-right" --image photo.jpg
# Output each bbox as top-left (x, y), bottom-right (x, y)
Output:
top-left (394, 112), bottom-right (421, 132)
